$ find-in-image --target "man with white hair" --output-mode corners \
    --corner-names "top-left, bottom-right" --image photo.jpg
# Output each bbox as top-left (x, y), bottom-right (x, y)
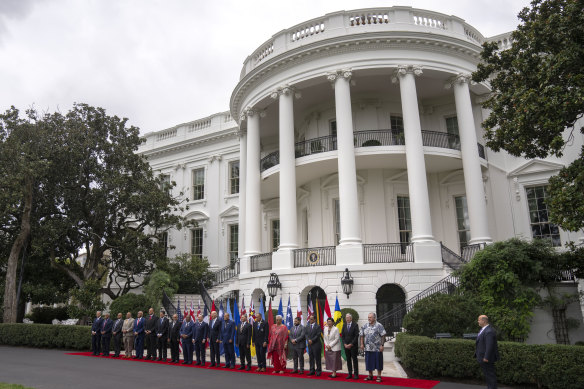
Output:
top-left (342, 312), bottom-right (360, 379)
top-left (91, 311), bottom-right (103, 355)
top-left (100, 312), bottom-right (113, 356)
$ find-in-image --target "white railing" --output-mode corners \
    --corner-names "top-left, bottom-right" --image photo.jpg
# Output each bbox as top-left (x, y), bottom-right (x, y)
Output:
top-left (291, 19), bottom-right (325, 42)
top-left (240, 7), bottom-right (487, 78)
top-left (488, 32), bottom-right (513, 51)
top-left (156, 128), bottom-right (177, 141)
top-left (187, 118), bottom-right (211, 133)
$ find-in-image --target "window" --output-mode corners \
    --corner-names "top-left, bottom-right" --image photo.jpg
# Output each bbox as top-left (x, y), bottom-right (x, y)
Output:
top-left (160, 174), bottom-right (171, 195)
top-left (192, 168), bottom-right (205, 200)
top-left (390, 115), bottom-right (404, 131)
top-left (330, 120), bottom-right (337, 150)
top-left (333, 199), bottom-right (341, 245)
top-left (229, 224), bottom-right (238, 264)
top-left (397, 196), bottom-right (412, 253)
top-left (191, 228), bottom-right (203, 257)
top-left (445, 116), bottom-right (460, 149)
top-left (454, 196), bottom-right (471, 252)
top-left (229, 161), bottom-right (239, 195)
top-left (271, 220), bottom-right (280, 251)
top-left (526, 186), bottom-right (561, 246)
top-left (158, 231), bottom-right (168, 257)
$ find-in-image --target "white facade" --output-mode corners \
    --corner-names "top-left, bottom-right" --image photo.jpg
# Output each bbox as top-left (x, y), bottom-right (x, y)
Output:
top-left (139, 7), bottom-right (584, 335)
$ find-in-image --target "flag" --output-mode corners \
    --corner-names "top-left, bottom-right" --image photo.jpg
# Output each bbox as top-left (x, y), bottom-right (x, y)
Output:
top-left (307, 297), bottom-right (314, 354)
top-left (183, 297), bottom-right (188, 320)
top-left (189, 301), bottom-right (195, 319)
top-left (334, 296), bottom-right (346, 361)
top-left (218, 300), bottom-right (225, 356)
top-left (296, 294), bottom-right (304, 325)
top-left (315, 298), bottom-right (324, 357)
top-left (323, 297), bottom-right (332, 326)
top-left (203, 304), bottom-right (209, 324)
top-left (258, 297), bottom-right (265, 320)
top-left (197, 299), bottom-right (201, 317)
top-left (211, 300), bottom-right (216, 317)
top-left (267, 298), bottom-right (274, 329)
top-left (227, 299), bottom-right (232, 320)
top-left (277, 297), bottom-right (283, 318)
top-left (241, 296), bottom-right (246, 317)
top-left (234, 297), bottom-right (240, 358)
top-left (176, 298), bottom-right (183, 353)
top-left (249, 298), bottom-right (256, 357)
top-left (249, 298), bottom-right (255, 324)
top-left (285, 296), bottom-right (293, 330)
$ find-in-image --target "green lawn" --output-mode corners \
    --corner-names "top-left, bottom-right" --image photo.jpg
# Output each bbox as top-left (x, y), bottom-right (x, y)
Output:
top-left (0, 384), bottom-right (35, 389)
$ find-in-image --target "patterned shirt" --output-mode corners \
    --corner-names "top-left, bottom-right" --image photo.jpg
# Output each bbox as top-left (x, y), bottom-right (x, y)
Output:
top-left (359, 322), bottom-right (386, 352)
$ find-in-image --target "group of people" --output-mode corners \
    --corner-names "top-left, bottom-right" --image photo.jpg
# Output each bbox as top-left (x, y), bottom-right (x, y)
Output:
top-left (91, 309), bottom-right (389, 381)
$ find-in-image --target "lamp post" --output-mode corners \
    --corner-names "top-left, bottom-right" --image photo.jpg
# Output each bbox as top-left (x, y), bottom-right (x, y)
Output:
top-left (267, 273), bottom-right (281, 298)
top-left (340, 268), bottom-right (354, 298)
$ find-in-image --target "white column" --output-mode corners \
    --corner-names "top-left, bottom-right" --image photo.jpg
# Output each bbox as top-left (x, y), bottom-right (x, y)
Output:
top-left (328, 70), bottom-right (363, 266)
top-left (451, 74), bottom-right (492, 244)
top-left (244, 109), bottom-right (262, 256)
top-left (237, 129), bottom-right (248, 273)
top-left (394, 65), bottom-right (440, 263)
top-left (273, 87), bottom-right (298, 251)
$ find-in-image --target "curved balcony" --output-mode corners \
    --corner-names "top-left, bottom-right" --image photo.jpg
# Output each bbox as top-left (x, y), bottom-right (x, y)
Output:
top-left (260, 129), bottom-right (485, 172)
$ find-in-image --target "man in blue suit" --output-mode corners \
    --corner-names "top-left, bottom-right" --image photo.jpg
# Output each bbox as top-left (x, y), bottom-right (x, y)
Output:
top-left (100, 313), bottom-right (113, 356)
top-left (180, 315), bottom-right (194, 364)
top-left (133, 311), bottom-right (145, 359)
top-left (220, 312), bottom-right (236, 368)
top-left (90, 311), bottom-right (103, 356)
top-left (475, 315), bottom-right (500, 389)
top-left (193, 313), bottom-right (209, 366)
top-left (208, 311), bottom-right (221, 367)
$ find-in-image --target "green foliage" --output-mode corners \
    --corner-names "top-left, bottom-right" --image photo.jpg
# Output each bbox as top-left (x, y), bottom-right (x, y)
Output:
top-left (0, 323), bottom-right (91, 350)
top-left (472, 0), bottom-right (584, 231)
top-left (395, 333), bottom-right (584, 389)
top-left (456, 238), bottom-right (569, 340)
top-left (402, 293), bottom-right (481, 337)
top-left (0, 383), bottom-right (36, 389)
top-left (109, 293), bottom-right (150, 319)
top-left (166, 253), bottom-right (213, 294)
top-left (67, 280), bottom-right (104, 321)
top-left (143, 270), bottom-right (177, 311)
top-left (25, 306), bottom-right (69, 324)
top-left (340, 308), bottom-right (359, 323)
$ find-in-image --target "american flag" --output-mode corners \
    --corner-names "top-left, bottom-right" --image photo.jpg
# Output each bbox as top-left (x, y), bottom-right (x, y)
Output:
top-left (176, 298), bottom-right (183, 353)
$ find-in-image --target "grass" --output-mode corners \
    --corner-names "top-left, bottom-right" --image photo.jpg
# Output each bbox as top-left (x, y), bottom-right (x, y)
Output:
top-left (0, 384), bottom-right (35, 389)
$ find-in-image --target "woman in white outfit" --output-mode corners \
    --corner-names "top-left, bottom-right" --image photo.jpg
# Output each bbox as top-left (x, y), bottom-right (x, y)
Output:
top-left (323, 317), bottom-right (342, 378)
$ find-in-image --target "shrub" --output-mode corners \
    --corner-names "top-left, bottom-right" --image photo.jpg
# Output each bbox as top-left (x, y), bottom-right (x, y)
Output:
top-left (402, 293), bottom-right (481, 337)
top-left (109, 293), bottom-right (151, 319)
top-left (25, 306), bottom-right (69, 324)
top-left (395, 333), bottom-right (584, 389)
top-left (340, 308), bottom-right (359, 323)
top-left (0, 323), bottom-right (91, 350)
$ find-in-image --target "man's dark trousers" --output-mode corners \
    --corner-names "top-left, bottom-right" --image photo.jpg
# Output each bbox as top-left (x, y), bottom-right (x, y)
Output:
top-left (113, 332), bottom-right (122, 357)
top-left (254, 343), bottom-right (267, 368)
top-left (194, 341), bottom-right (206, 365)
top-left (223, 342), bottom-right (235, 367)
top-left (210, 340), bottom-right (221, 366)
top-left (308, 341), bottom-right (322, 373)
top-left (480, 361), bottom-right (497, 389)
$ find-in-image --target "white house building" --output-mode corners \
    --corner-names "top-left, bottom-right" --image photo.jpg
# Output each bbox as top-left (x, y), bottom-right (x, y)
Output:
top-left (138, 7), bottom-right (584, 344)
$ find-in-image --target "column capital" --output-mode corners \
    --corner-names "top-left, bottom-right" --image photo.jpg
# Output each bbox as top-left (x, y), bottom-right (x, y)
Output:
top-left (240, 107), bottom-right (266, 121)
top-left (326, 69), bottom-right (353, 83)
top-left (391, 65), bottom-right (423, 83)
top-left (236, 129), bottom-right (246, 140)
top-left (444, 73), bottom-right (475, 89)
top-left (270, 85), bottom-right (302, 100)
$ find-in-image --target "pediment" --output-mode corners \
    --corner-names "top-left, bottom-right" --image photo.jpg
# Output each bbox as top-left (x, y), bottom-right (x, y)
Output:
top-left (507, 159), bottom-right (565, 177)
top-left (440, 170), bottom-right (464, 185)
top-left (185, 210), bottom-right (210, 220)
top-left (219, 205), bottom-right (239, 218)
top-left (321, 173), bottom-right (366, 189)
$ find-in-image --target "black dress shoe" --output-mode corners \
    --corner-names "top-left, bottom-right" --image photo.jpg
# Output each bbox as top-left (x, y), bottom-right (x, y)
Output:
top-left (246, 367), bottom-right (251, 371)
top-left (316, 372), bottom-right (321, 377)
top-left (238, 366), bottom-right (245, 370)
top-left (346, 374), bottom-right (352, 379)
top-left (182, 361), bottom-right (188, 364)
top-left (299, 371), bottom-right (304, 375)
top-left (307, 372), bottom-right (315, 376)
top-left (291, 370), bottom-right (298, 374)
top-left (209, 363), bottom-right (216, 367)
top-left (353, 374), bottom-right (359, 379)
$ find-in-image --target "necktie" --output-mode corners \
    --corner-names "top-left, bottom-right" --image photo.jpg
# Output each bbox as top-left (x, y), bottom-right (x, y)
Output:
top-left (348, 323), bottom-right (351, 330)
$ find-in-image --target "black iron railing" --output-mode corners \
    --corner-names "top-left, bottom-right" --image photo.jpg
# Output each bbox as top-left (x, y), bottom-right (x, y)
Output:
top-left (363, 243), bottom-right (414, 263)
top-left (461, 243), bottom-right (486, 262)
top-left (440, 243), bottom-right (466, 270)
top-left (478, 143), bottom-right (486, 159)
top-left (260, 150), bottom-right (279, 171)
top-left (162, 290), bottom-right (177, 316)
top-left (354, 129), bottom-right (405, 147)
top-left (212, 259), bottom-right (240, 286)
top-left (421, 130), bottom-right (460, 150)
top-left (293, 246), bottom-right (336, 267)
top-left (295, 134), bottom-right (338, 158)
top-left (199, 280), bottom-right (213, 313)
top-left (378, 274), bottom-right (460, 337)
top-left (250, 252), bottom-right (273, 272)
top-left (556, 269), bottom-right (577, 282)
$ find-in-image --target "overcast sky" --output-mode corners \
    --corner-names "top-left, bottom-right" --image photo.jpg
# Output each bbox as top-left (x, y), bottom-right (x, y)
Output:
top-left (0, 0), bottom-right (530, 134)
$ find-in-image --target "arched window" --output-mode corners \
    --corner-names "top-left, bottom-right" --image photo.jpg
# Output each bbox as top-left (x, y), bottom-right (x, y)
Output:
top-left (376, 284), bottom-right (405, 320)
top-left (306, 286), bottom-right (327, 323)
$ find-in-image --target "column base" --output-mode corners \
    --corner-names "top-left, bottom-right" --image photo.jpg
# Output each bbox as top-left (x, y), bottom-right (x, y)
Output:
top-left (336, 244), bottom-right (364, 266)
top-left (272, 250), bottom-right (294, 271)
top-left (469, 237), bottom-right (493, 245)
top-left (240, 256), bottom-right (251, 275)
top-left (413, 241), bottom-right (441, 263)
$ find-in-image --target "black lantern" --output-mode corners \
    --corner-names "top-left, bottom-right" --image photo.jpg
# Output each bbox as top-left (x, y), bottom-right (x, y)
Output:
top-left (267, 273), bottom-right (281, 298)
top-left (340, 268), bottom-right (354, 298)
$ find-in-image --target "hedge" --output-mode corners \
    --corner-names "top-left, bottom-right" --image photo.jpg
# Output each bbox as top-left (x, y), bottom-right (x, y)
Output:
top-left (0, 323), bottom-right (91, 350)
top-left (25, 306), bottom-right (69, 324)
top-left (395, 333), bottom-right (584, 389)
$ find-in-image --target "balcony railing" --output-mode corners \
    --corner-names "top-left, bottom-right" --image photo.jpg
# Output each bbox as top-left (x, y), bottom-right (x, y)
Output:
top-left (294, 246), bottom-right (336, 267)
top-left (260, 129), bottom-right (486, 172)
top-left (363, 243), bottom-right (414, 263)
top-left (250, 252), bottom-right (273, 272)
top-left (212, 258), bottom-right (240, 286)
top-left (461, 243), bottom-right (486, 262)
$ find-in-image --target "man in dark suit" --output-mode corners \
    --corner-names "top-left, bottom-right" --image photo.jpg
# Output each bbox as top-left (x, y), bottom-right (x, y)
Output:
top-left (475, 315), bottom-right (500, 389)
top-left (220, 312), bottom-right (236, 368)
top-left (155, 311), bottom-right (169, 361)
top-left (341, 313), bottom-right (359, 379)
top-left (305, 314), bottom-right (322, 376)
top-left (289, 316), bottom-right (306, 374)
top-left (252, 312), bottom-right (269, 372)
top-left (112, 312), bottom-right (124, 358)
top-left (193, 314), bottom-right (209, 366)
top-left (100, 313), bottom-right (113, 356)
top-left (133, 311), bottom-right (145, 359)
top-left (144, 308), bottom-right (157, 360)
top-left (208, 311), bottom-right (221, 367)
top-left (236, 313), bottom-right (252, 370)
top-left (90, 311), bottom-right (103, 356)
top-left (168, 314), bottom-right (182, 363)
top-left (180, 315), bottom-right (194, 364)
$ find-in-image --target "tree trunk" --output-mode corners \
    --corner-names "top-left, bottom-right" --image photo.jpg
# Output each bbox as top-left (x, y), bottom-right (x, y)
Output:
top-left (3, 177), bottom-right (33, 323)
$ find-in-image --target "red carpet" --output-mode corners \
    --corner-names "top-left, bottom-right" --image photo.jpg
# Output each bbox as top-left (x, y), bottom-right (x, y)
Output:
top-left (66, 352), bottom-right (439, 388)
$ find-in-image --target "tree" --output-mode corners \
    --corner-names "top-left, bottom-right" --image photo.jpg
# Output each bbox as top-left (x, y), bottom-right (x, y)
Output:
top-left (143, 269), bottom-right (177, 312)
top-left (165, 254), bottom-right (213, 294)
top-left (109, 293), bottom-right (151, 319)
top-left (472, 0), bottom-right (584, 231)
